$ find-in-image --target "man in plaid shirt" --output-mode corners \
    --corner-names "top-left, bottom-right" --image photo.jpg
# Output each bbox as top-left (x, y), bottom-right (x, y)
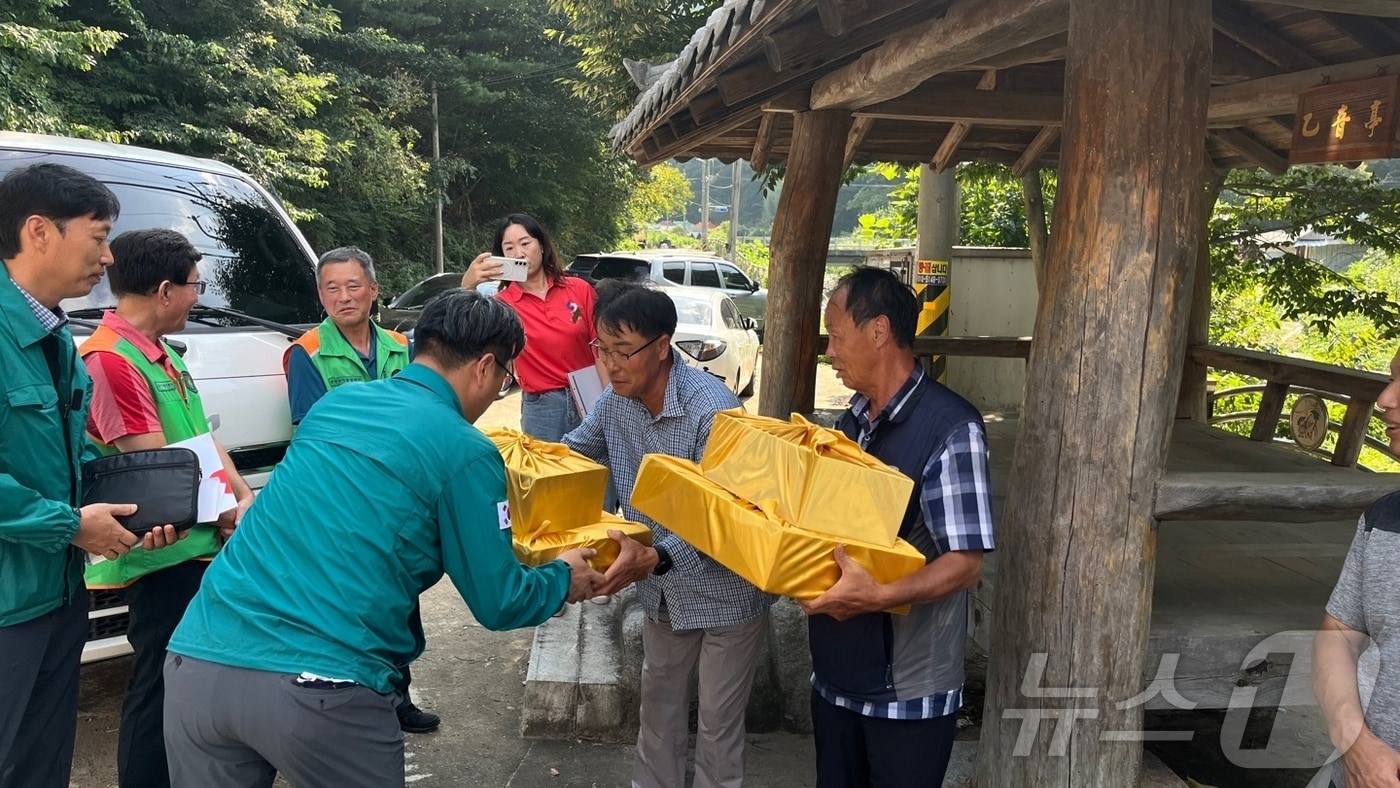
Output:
top-left (566, 280), bottom-right (774, 788)
top-left (800, 268), bottom-right (995, 787)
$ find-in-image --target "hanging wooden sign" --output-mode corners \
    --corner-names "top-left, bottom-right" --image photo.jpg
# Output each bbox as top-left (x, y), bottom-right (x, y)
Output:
top-left (1290, 74), bottom-right (1400, 165)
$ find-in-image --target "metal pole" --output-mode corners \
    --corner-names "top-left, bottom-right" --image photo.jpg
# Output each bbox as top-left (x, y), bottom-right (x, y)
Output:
top-left (729, 160), bottom-right (741, 261)
top-left (432, 83), bottom-right (444, 275)
top-left (700, 158), bottom-right (710, 247)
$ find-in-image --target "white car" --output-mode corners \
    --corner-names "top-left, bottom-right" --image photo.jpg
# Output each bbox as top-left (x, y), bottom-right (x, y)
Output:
top-left (667, 287), bottom-right (760, 397)
top-left (0, 132), bottom-right (320, 663)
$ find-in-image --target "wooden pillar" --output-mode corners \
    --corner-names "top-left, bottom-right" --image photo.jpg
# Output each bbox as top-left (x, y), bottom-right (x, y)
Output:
top-left (760, 110), bottom-right (852, 418)
top-left (975, 0), bottom-right (1211, 784)
top-left (1176, 169), bottom-right (1228, 421)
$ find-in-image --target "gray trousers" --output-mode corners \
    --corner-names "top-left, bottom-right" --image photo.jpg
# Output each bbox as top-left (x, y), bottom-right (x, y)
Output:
top-left (0, 595), bottom-right (87, 788)
top-left (163, 655), bottom-right (404, 788)
top-left (633, 607), bottom-right (768, 788)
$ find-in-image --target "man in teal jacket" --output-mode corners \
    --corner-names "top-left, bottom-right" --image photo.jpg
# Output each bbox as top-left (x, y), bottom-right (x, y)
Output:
top-left (0, 163), bottom-right (184, 788)
top-left (165, 289), bottom-right (602, 787)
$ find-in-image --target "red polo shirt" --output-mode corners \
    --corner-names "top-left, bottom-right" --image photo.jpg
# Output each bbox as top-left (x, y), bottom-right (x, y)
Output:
top-left (497, 275), bottom-right (597, 394)
top-left (84, 311), bottom-right (173, 443)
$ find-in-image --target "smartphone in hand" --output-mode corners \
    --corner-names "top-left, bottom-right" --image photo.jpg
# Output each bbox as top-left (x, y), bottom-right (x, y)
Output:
top-left (487, 256), bottom-right (529, 282)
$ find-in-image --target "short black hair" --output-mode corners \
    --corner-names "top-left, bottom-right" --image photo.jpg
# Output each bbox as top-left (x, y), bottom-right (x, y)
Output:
top-left (414, 288), bottom-right (525, 370)
top-left (108, 229), bottom-right (202, 297)
top-left (0, 163), bottom-right (120, 258)
top-left (831, 267), bottom-right (917, 349)
top-left (594, 279), bottom-right (676, 340)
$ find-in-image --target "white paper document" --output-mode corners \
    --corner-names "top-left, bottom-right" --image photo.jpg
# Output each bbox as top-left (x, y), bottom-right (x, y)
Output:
top-left (567, 365), bottom-right (608, 419)
top-left (167, 433), bottom-right (238, 523)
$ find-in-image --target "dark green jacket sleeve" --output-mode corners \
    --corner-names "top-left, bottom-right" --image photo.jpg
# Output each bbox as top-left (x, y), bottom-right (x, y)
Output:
top-left (438, 451), bottom-right (570, 630)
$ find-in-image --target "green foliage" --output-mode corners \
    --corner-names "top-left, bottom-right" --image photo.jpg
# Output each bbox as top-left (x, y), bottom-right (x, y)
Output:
top-left (0, 0), bottom-right (121, 132)
top-left (545, 0), bottom-right (714, 118)
top-left (625, 162), bottom-right (691, 228)
top-left (853, 163), bottom-right (1044, 248)
top-left (1212, 165), bottom-right (1400, 337)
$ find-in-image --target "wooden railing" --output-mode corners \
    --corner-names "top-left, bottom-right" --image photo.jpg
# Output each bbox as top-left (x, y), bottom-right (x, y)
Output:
top-left (1189, 344), bottom-right (1389, 468)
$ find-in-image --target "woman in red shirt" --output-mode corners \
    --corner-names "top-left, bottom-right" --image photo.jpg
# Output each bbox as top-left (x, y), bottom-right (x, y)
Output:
top-left (462, 213), bottom-right (599, 441)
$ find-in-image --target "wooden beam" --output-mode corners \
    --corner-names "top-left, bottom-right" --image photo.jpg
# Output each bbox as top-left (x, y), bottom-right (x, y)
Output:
top-left (762, 89), bottom-right (812, 114)
top-left (761, 111), bottom-right (853, 417)
top-left (857, 88), bottom-right (1063, 125)
top-left (1251, 382), bottom-right (1292, 441)
top-left (842, 115), bottom-right (876, 170)
top-left (1242, 0), bottom-right (1400, 17)
top-left (633, 106), bottom-right (765, 166)
top-left (1188, 344), bottom-right (1390, 401)
top-left (1214, 0), bottom-right (1323, 72)
top-left (1212, 128), bottom-right (1289, 174)
top-left (810, 0), bottom-right (1069, 110)
top-left (1177, 169), bottom-right (1228, 421)
top-left (1333, 398), bottom-right (1376, 466)
top-left (1210, 55), bottom-right (1400, 122)
top-left (687, 90), bottom-right (728, 127)
top-left (1152, 471), bottom-right (1397, 521)
top-left (969, 32), bottom-right (1067, 69)
top-left (816, 0), bottom-right (946, 37)
top-left (1012, 125), bottom-right (1060, 176)
top-left (1317, 11), bottom-right (1400, 55)
top-left (976, 0), bottom-right (1212, 781)
top-left (932, 69), bottom-right (997, 173)
top-left (750, 112), bottom-right (780, 172)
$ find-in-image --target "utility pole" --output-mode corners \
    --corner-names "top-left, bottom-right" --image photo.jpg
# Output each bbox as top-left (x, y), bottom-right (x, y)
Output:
top-left (700, 158), bottom-right (710, 247)
top-left (728, 160), bottom-right (741, 261)
top-left (432, 82), bottom-right (444, 275)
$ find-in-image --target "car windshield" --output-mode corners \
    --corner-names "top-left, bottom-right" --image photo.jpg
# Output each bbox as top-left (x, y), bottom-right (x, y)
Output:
top-left (671, 295), bottom-right (713, 326)
top-left (590, 258), bottom-right (651, 281)
top-left (0, 149), bottom-right (321, 327)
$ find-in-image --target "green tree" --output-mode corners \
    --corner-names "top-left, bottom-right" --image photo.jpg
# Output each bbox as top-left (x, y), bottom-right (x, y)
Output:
top-left (625, 162), bottom-right (691, 228)
top-left (0, 0), bottom-right (121, 133)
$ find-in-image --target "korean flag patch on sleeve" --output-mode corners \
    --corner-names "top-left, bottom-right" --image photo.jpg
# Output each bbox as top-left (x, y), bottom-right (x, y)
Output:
top-left (497, 500), bottom-right (512, 531)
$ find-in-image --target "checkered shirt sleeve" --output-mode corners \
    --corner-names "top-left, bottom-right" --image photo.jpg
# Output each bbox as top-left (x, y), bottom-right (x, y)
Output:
top-left (920, 421), bottom-right (996, 555)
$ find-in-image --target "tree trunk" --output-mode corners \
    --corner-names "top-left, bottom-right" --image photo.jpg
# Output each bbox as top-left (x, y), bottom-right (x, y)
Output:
top-left (1021, 169), bottom-right (1049, 292)
top-left (975, 0), bottom-right (1212, 784)
top-left (760, 110), bottom-right (853, 418)
top-left (1176, 168), bottom-right (1229, 421)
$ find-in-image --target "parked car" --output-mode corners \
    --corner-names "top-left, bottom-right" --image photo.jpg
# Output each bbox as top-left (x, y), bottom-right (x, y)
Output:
top-left (574, 250), bottom-right (768, 341)
top-left (667, 287), bottom-right (760, 397)
top-left (565, 253), bottom-right (604, 279)
top-left (381, 273), bottom-right (512, 396)
top-left (0, 131), bottom-right (322, 663)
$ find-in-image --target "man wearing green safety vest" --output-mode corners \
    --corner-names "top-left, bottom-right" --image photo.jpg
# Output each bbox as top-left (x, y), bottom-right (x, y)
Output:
top-left (282, 245), bottom-right (439, 734)
top-left (80, 228), bottom-right (254, 788)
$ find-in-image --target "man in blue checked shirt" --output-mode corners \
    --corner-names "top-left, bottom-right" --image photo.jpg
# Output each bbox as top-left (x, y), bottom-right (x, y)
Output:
top-left (565, 280), bottom-right (775, 788)
top-left (800, 267), bottom-right (995, 788)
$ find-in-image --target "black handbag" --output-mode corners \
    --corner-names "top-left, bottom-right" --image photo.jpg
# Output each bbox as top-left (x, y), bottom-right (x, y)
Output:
top-left (81, 448), bottom-right (202, 535)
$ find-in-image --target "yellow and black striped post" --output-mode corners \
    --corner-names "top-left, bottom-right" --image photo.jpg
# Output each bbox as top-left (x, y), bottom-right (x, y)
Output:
top-left (913, 258), bottom-right (949, 383)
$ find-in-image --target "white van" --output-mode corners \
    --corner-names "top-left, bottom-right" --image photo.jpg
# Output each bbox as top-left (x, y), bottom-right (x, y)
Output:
top-left (0, 132), bottom-right (320, 662)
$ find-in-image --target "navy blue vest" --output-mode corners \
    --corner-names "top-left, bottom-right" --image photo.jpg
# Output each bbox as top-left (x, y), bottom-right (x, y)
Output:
top-left (808, 372), bottom-right (984, 703)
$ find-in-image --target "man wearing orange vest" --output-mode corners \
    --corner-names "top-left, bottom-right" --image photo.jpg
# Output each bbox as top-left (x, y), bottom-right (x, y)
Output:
top-left (80, 228), bottom-right (255, 788)
top-left (283, 246), bottom-right (438, 734)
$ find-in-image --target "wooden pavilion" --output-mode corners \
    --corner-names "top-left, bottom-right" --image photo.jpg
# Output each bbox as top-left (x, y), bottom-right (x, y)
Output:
top-left (609, 0), bottom-right (1400, 785)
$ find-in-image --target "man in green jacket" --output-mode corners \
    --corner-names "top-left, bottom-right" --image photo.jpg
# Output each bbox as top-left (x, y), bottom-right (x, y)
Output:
top-left (281, 246), bottom-right (437, 733)
top-left (165, 289), bottom-right (602, 787)
top-left (0, 163), bottom-right (183, 788)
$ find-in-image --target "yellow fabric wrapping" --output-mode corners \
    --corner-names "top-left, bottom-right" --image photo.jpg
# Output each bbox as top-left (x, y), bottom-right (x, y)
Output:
top-left (699, 409), bottom-right (912, 546)
top-left (632, 454), bottom-right (925, 613)
top-left (511, 513), bottom-right (653, 571)
top-left (485, 427), bottom-right (610, 540)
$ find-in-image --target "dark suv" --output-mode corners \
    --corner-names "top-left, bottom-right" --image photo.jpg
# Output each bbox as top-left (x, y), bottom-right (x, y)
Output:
top-left (570, 251), bottom-right (767, 339)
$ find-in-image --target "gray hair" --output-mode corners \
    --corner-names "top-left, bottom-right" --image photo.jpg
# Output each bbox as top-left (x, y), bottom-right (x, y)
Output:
top-left (414, 288), bottom-right (525, 370)
top-left (316, 246), bottom-right (377, 283)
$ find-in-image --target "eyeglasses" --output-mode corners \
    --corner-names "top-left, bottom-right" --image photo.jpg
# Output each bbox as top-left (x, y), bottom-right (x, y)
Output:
top-left (493, 355), bottom-right (515, 379)
top-left (589, 334), bottom-right (662, 364)
top-left (180, 281), bottom-right (208, 295)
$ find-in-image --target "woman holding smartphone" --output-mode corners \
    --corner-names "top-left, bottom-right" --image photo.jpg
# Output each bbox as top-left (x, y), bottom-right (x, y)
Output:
top-left (461, 213), bottom-right (600, 442)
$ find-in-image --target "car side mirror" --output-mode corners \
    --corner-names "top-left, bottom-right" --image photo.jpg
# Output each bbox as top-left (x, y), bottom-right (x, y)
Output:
top-left (748, 280), bottom-right (760, 292)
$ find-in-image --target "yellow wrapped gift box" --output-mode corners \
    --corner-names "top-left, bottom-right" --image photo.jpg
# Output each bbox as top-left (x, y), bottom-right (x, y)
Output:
top-left (699, 410), bottom-right (913, 546)
top-left (631, 454), bottom-right (926, 606)
top-left (511, 513), bottom-right (654, 571)
top-left (485, 428), bottom-right (609, 541)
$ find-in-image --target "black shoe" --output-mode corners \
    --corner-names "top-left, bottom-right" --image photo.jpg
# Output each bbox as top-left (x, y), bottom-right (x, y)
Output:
top-left (397, 701), bottom-right (440, 734)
